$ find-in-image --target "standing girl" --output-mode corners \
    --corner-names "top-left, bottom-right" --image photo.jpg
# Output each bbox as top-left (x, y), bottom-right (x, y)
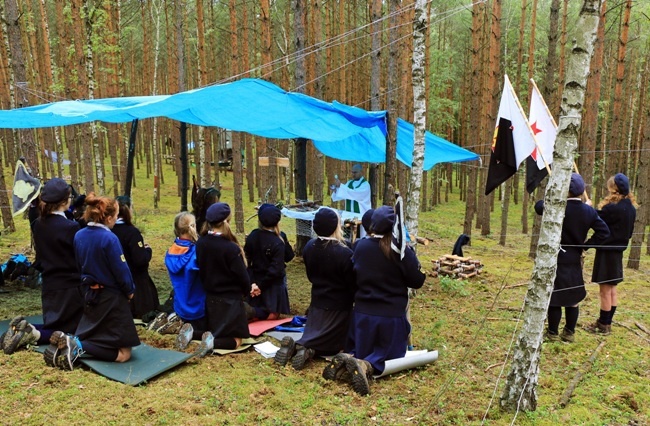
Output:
top-left (45, 193), bottom-right (139, 370)
top-left (586, 173), bottom-right (637, 335)
top-left (244, 203), bottom-right (294, 320)
top-left (196, 203), bottom-right (259, 350)
top-left (112, 195), bottom-right (160, 319)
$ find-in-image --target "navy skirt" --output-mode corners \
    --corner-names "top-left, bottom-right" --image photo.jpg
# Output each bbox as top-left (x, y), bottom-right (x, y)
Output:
top-left (41, 286), bottom-right (84, 335)
top-left (249, 277), bottom-right (290, 315)
top-left (205, 295), bottom-right (250, 338)
top-left (350, 311), bottom-right (411, 375)
top-left (296, 306), bottom-right (351, 356)
top-left (592, 250), bottom-right (623, 285)
top-left (76, 287), bottom-right (140, 349)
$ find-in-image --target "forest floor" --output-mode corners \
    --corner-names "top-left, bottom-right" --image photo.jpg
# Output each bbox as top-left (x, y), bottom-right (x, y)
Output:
top-left (0, 167), bottom-right (648, 425)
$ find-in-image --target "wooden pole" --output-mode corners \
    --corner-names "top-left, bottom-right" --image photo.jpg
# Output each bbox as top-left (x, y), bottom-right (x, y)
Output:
top-left (123, 119), bottom-right (138, 197)
top-left (180, 122), bottom-right (188, 212)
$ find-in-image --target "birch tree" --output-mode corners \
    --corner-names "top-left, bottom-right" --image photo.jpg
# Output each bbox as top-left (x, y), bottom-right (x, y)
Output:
top-left (405, 0), bottom-right (427, 236)
top-left (500, 0), bottom-right (603, 413)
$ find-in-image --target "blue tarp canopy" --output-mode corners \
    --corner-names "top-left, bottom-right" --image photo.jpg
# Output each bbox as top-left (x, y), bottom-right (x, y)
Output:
top-left (0, 78), bottom-right (477, 169)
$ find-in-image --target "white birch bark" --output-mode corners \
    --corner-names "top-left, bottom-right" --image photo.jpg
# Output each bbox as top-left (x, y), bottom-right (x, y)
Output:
top-left (500, 0), bottom-right (603, 413)
top-left (405, 0), bottom-right (428, 238)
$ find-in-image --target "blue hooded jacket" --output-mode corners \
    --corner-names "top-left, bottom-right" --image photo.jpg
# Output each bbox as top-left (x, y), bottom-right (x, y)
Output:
top-left (164, 238), bottom-right (206, 321)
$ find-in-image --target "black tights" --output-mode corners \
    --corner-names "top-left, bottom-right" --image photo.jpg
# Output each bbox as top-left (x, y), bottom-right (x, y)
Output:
top-left (547, 306), bottom-right (579, 334)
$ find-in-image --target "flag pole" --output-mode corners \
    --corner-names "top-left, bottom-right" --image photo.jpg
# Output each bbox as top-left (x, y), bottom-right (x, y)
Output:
top-left (529, 79), bottom-right (588, 200)
top-left (505, 75), bottom-right (552, 176)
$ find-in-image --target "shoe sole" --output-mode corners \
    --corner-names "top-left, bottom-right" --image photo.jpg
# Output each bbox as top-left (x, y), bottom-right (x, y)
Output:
top-left (322, 353), bottom-right (350, 381)
top-left (291, 348), bottom-right (313, 370)
top-left (175, 324), bottom-right (194, 350)
top-left (51, 333), bottom-right (77, 371)
top-left (273, 336), bottom-right (295, 366)
top-left (346, 358), bottom-right (371, 396)
top-left (147, 313), bottom-right (168, 331)
top-left (195, 332), bottom-right (214, 358)
top-left (43, 344), bottom-right (59, 368)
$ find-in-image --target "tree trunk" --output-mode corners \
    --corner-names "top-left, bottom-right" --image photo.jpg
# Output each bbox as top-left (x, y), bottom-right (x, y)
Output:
top-left (383, 0), bottom-right (400, 206)
top-left (605, 0), bottom-right (632, 178)
top-left (463, 1), bottom-right (484, 237)
top-left (627, 66), bottom-right (649, 269)
top-left (197, 0), bottom-right (208, 188)
top-left (0, 148), bottom-right (15, 232)
top-left (293, 0), bottom-right (309, 253)
top-left (229, 0), bottom-right (244, 233)
top-left (500, 0), bottom-right (602, 413)
top-left (4, 0), bottom-right (38, 176)
top-left (405, 0), bottom-right (428, 237)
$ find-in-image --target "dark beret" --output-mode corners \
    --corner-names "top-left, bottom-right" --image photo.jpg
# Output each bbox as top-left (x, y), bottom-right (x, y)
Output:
top-left (569, 173), bottom-right (585, 197)
top-left (206, 202), bottom-right (231, 223)
top-left (313, 208), bottom-right (340, 237)
top-left (361, 208), bottom-right (375, 233)
top-left (614, 173), bottom-right (629, 195)
top-left (258, 203), bottom-right (281, 227)
top-left (41, 178), bottom-right (70, 203)
top-left (371, 206), bottom-right (395, 235)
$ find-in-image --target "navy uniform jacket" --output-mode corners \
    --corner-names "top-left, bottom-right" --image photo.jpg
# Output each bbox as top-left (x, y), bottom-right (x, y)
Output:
top-left (596, 198), bottom-right (636, 251)
top-left (244, 229), bottom-right (294, 290)
top-left (196, 233), bottom-right (250, 299)
top-left (33, 213), bottom-right (80, 290)
top-left (352, 238), bottom-right (425, 317)
top-left (74, 224), bottom-right (135, 297)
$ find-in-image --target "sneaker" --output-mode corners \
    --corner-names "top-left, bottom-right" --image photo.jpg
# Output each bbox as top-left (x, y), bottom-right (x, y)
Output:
top-left (543, 330), bottom-right (561, 342)
top-left (291, 345), bottom-right (315, 370)
top-left (560, 328), bottom-right (575, 343)
top-left (43, 331), bottom-right (64, 368)
top-left (3, 320), bottom-right (39, 354)
top-left (345, 357), bottom-right (373, 396)
top-left (147, 311), bottom-right (168, 331)
top-left (195, 332), bottom-right (214, 358)
top-left (584, 320), bottom-right (611, 336)
top-left (322, 352), bottom-right (353, 382)
top-left (175, 323), bottom-right (194, 350)
top-left (274, 336), bottom-right (296, 366)
top-left (157, 313), bottom-right (183, 334)
top-left (52, 333), bottom-right (83, 371)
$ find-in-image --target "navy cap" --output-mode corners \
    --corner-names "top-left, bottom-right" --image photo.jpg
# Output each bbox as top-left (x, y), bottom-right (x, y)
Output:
top-left (313, 208), bottom-right (340, 237)
top-left (206, 202), bottom-right (231, 223)
top-left (41, 178), bottom-right (70, 203)
top-left (614, 173), bottom-right (629, 195)
top-left (569, 173), bottom-right (585, 196)
top-left (258, 203), bottom-right (281, 227)
top-left (361, 208), bottom-right (375, 233)
top-left (371, 206), bottom-right (395, 235)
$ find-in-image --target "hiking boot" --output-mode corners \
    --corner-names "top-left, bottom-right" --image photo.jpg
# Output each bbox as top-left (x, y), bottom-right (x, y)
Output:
top-left (3, 320), bottom-right (39, 354)
top-left (176, 323), bottom-right (194, 350)
top-left (52, 333), bottom-right (83, 371)
top-left (158, 313), bottom-right (183, 334)
top-left (560, 328), bottom-right (575, 343)
top-left (322, 352), bottom-right (353, 382)
top-left (43, 331), bottom-right (64, 368)
top-left (345, 357), bottom-right (373, 396)
top-left (543, 330), bottom-right (561, 342)
top-left (147, 311), bottom-right (168, 331)
top-left (584, 320), bottom-right (611, 336)
top-left (195, 332), bottom-right (214, 358)
top-left (1, 316), bottom-right (25, 350)
top-left (291, 345), bottom-right (315, 370)
top-left (274, 336), bottom-right (296, 366)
